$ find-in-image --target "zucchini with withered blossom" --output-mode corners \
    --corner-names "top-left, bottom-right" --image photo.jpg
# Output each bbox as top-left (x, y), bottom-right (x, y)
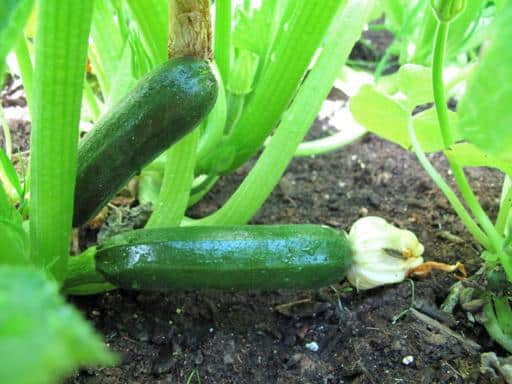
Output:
top-left (63, 218), bottom-right (444, 294)
top-left (95, 225), bottom-right (353, 291)
top-left (73, 56), bottom-right (218, 227)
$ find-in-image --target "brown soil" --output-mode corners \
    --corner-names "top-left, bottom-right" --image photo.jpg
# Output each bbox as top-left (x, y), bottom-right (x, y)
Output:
top-left (64, 130), bottom-right (504, 384)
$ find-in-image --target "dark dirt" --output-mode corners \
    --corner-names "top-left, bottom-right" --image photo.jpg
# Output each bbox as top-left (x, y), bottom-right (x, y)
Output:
top-left (65, 129), bottom-right (504, 384)
top-left (3, 35), bottom-right (507, 384)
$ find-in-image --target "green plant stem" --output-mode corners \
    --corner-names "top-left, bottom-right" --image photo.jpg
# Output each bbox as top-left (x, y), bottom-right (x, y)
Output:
top-left (186, 0), bottom-right (374, 225)
top-left (432, 16), bottom-right (504, 254)
top-left (196, 64), bottom-right (227, 162)
top-left (450, 163), bottom-right (503, 251)
top-left (188, 174), bottom-right (219, 207)
top-left (214, 0), bottom-right (231, 83)
top-left (29, 0), bottom-right (94, 282)
top-left (483, 300), bottom-right (512, 353)
top-left (496, 178), bottom-right (512, 234)
top-left (14, 35), bottom-right (34, 114)
top-left (433, 21), bottom-right (453, 146)
top-left (147, 130), bottom-right (199, 228)
top-left (223, 0), bottom-right (343, 172)
top-left (408, 119), bottom-right (491, 249)
top-left (294, 126), bottom-right (366, 157)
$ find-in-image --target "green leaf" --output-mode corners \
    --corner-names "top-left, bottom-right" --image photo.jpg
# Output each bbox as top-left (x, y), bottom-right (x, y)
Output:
top-left (397, 64), bottom-right (433, 106)
top-left (0, 266), bottom-right (116, 384)
top-left (445, 143), bottom-right (512, 177)
top-left (458, 3), bottom-right (512, 163)
top-left (350, 84), bottom-right (459, 151)
top-left (350, 84), bottom-right (409, 147)
top-left (412, 108), bottom-right (460, 152)
top-left (232, 1), bottom-right (287, 59)
top-left (0, 0), bottom-right (34, 81)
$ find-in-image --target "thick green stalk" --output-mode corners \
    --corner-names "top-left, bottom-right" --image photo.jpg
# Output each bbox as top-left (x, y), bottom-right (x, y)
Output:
top-left (196, 64), bottom-right (227, 163)
top-left (222, 0), bottom-right (343, 172)
top-left (214, 0), bottom-right (231, 83)
top-left (29, 0), bottom-right (94, 282)
top-left (147, 130), bottom-right (199, 227)
top-left (186, 0), bottom-right (372, 225)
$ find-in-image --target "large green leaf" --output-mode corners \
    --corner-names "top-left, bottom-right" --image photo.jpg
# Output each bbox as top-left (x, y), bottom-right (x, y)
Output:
top-left (349, 84), bottom-right (459, 152)
top-left (458, 3), bottom-right (512, 163)
top-left (446, 143), bottom-right (512, 178)
top-left (0, 0), bottom-right (34, 80)
top-left (0, 266), bottom-right (116, 384)
top-left (397, 64), bottom-right (433, 107)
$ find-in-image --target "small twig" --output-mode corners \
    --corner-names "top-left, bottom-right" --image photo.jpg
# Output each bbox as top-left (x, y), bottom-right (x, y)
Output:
top-left (409, 308), bottom-right (481, 354)
top-left (436, 230), bottom-right (465, 244)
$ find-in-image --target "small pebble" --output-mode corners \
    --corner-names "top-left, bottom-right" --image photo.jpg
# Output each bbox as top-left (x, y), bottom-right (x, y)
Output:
top-left (402, 355), bottom-right (414, 365)
top-left (305, 341), bottom-right (319, 352)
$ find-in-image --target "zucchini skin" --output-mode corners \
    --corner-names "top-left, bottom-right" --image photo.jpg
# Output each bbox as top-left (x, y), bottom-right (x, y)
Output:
top-left (73, 57), bottom-right (217, 226)
top-left (96, 225), bottom-right (353, 291)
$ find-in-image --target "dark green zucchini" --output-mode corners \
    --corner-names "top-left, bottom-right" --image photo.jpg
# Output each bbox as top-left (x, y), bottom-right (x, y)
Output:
top-left (73, 56), bottom-right (217, 226)
top-left (95, 225), bottom-right (353, 291)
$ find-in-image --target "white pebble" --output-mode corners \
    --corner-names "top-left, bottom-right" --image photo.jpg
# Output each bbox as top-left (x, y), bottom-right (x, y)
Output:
top-left (402, 355), bottom-right (414, 365)
top-left (305, 342), bottom-right (319, 352)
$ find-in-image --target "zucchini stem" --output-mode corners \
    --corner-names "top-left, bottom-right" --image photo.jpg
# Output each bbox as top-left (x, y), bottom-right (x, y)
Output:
top-left (62, 247), bottom-right (116, 295)
top-left (168, 0), bottom-right (212, 60)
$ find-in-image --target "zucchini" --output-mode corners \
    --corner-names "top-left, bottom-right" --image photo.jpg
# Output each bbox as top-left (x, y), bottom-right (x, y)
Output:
top-left (73, 57), bottom-right (218, 226)
top-left (96, 225), bottom-right (353, 291)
